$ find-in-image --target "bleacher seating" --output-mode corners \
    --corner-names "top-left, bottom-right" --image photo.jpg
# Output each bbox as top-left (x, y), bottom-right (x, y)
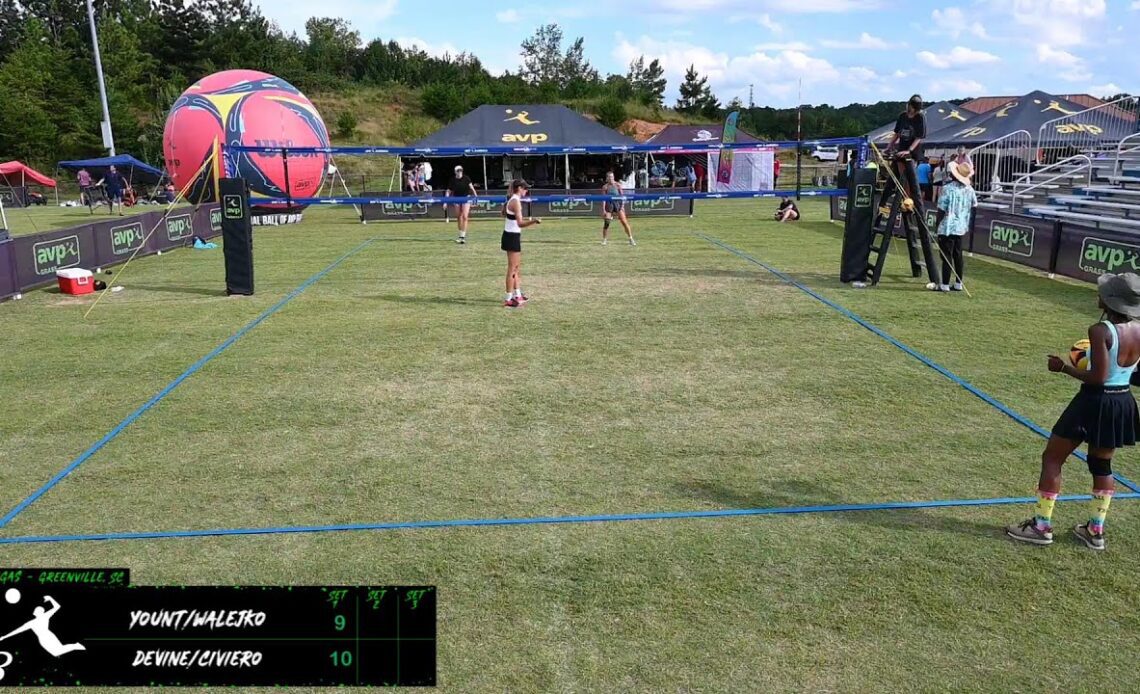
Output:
top-left (1010, 148), bottom-right (1140, 233)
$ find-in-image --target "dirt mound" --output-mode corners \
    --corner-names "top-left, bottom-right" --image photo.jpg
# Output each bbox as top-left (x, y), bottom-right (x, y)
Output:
top-left (622, 119), bottom-right (667, 142)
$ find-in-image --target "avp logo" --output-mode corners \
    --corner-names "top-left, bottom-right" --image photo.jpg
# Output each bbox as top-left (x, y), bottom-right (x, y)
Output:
top-left (469, 199), bottom-right (500, 215)
top-left (955, 127), bottom-right (987, 138)
top-left (854, 184), bottom-right (873, 208)
top-left (382, 202), bottom-right (428, 216)
top-left (210, 208), bottom-right (223, 231)
top-left (502, 108), bottom-right (547, 144)
top-left (165, 213), bottom-right (193, 242)
top-left (1080, 237), bottom-right (1140, 276)
top-left (550, 200), bottom-right (594, 212)
top-left (632, 198), bottom-right (674, 212)
top-left (110, 222), bottom-right (145, 256)
top-left (692, 129), bottom-right (716, 142)
top-left (1056, 123), bottom-right (1103, 135)
top-left (989, 220), bottom-right (1035, 257)
top-left (32, 235), bottom-right (81, 276)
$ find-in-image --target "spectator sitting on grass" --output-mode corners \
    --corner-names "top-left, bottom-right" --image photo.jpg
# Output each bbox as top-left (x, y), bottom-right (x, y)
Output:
top-left (774, 198), bottom-right (799, 222)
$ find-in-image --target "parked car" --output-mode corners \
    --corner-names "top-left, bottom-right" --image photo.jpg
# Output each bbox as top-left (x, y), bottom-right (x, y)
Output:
top-left (811, 146), bottom-right (840, 162)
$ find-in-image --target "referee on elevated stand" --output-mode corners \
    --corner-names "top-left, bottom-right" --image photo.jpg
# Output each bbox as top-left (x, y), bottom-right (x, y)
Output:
top-left (880, 94), bottom-right (927, 220)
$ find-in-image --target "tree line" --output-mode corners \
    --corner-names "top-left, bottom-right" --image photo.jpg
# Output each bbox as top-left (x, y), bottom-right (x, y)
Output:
top-left (0, 2), bottom-right (943, 170)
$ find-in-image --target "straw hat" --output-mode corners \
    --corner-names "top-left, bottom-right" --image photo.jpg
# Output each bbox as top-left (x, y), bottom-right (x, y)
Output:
top-left (950, 160), bottom-right (973, 186)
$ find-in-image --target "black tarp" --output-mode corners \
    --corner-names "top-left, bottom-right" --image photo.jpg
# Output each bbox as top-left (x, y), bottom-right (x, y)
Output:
top-left (412, 105), bottom-right (637, 148)
top-left (865, 101), bottom-right (977, 146)
top-left (928, 90), bottom-right (1135, 146)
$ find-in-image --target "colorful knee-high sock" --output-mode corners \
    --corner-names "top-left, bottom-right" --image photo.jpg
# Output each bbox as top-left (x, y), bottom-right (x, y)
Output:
top-left (1089, 490), bottom-right (1113, 535)
top-left (1035, 490), bottom-right (1058, 532)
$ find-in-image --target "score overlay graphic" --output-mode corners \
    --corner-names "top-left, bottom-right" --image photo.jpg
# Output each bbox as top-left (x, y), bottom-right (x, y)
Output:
top-left (0, 570), bottom-right (436, 687)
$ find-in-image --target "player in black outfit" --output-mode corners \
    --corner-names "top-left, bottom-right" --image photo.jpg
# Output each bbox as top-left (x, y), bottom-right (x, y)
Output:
top-left (448, 165), bottom-right (478, 244)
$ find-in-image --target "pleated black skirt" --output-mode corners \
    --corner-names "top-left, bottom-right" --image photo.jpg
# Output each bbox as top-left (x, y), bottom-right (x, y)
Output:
top-left (1052, 384), bottom-right (1140, 449)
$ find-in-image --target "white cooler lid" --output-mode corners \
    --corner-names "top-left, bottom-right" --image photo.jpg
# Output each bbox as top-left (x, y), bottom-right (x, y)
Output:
top-left (56, 268), bottom-right (92, 279)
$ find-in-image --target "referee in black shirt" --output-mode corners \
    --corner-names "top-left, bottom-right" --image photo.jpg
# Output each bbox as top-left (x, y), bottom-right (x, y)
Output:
top-left (448, 165), bottom-right (478, 244)
top-left (883, 94), bottom-right (927, 215)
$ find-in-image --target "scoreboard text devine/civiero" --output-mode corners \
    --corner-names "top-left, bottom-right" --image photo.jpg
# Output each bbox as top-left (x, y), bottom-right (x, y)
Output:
top-left (0, 570), bottom-right (436, 687)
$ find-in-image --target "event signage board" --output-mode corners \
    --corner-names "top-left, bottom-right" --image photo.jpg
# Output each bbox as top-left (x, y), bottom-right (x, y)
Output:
top-left (361, 189), bottom-right (694, 222)
top-left (1, 205), bottom-right (220, 301)
top-left (1054, 224), bottom-right (1140, 282)
top-left (968, 208), bottom-right (1056, 271)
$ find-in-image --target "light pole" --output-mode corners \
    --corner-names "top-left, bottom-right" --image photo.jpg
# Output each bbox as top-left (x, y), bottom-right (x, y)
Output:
top-left (85, 0), bottom-right (115, 156)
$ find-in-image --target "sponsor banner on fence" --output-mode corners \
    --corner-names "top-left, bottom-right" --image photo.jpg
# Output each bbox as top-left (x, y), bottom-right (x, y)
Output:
top-left (830, 193), bottom-right (848, 222)
top-left (361, 189), bottom-right (694, 222)
top-left (1054, 223), bottom-right (1140, 283)
top-left (968, 208), bottom-right (1056, 272)
top-left (2, 205), bottom-right (219, 300)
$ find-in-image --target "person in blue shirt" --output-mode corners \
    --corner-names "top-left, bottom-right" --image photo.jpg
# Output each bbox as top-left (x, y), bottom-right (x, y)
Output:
top-left (1007, 273), bottom-right (1140, 551)
top-left (916, 158), bottom-right (933, 202)
top-left (934, 159), bottom-right (977, 292)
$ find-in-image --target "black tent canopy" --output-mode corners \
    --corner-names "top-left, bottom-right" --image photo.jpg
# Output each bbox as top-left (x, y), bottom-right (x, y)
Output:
top-left (927, 90), bottom-right (1135, 146)
top-left (409, 105), bottom-right (638, 191)
top-left (865, 101), bottom-right (977, 146)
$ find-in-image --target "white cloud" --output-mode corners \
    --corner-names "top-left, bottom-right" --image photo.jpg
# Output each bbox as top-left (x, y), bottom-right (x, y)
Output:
top-left (651, 0), bottom-right (881, 14)
top-left (758, 13), bottom-right (784, 33)
top-left (1035, 44), bottom-right (1081, 67)
top-left (762, 0), bottom-right (882, 10)
top-left (846, 66), bottom-right (878, 81)
top-left (820, 32), bottom-right (894, 49)
top-left (396, 37), bottom-right (462, 59)
top-left (1089, 82), bottom-right (1122, 96)
top-left (495, 9), bottom-right (520, 23)
top-left (931, 8), bottom-right (991, 39)
top-left (927, 78), bottom-right (986, 98)
top-left (754, 41), bottom-right (813, 51)
top-left (999, 0), bottom-right (1107, 47)
top-left (1131, 0), bottom-right (1140, 9)
top-left (612, 34), bottom-right (843, 105)
top-left (916, 46), bottom-right (1000, 69)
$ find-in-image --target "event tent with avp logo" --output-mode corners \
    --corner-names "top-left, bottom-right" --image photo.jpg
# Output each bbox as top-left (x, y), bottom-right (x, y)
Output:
top-left (645, 124), bottom-right (773, 191)
top-left (865, 101), bottom-right (978, 147)
top-left (408, 104), bottom-right (639, 191)
top-left (928, 90), bottom-right (1136, 147)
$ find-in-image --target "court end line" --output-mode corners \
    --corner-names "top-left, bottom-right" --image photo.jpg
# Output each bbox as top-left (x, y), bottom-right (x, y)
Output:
top-left (700, 235), bottom-right (1140, 494)
top-left (0, 493), bottom-right (1136, 545)
top-left (0, 238), bottom-right (378, 529)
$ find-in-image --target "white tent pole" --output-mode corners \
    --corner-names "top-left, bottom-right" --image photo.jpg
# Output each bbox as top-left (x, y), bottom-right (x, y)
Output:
top-left (482, 156), bottom-right (488, 191)
top-left (564, 155), bottom-right (570, 190)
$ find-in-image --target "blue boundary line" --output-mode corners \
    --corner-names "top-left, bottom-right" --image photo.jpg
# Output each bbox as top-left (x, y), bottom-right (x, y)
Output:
top-left (0, 238), bottom-right (377, 529)
top-left (700, 235), bottom-right (1140, 494)
top-left (2, 493), bottom-right (1137, 545)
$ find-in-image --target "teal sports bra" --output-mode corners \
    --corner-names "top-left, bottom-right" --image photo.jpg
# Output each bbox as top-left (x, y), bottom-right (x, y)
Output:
top-left (1102, 321), bottom-right (1139, 387)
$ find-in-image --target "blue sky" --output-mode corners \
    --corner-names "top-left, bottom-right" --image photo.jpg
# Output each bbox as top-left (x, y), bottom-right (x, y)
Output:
top-left (257, 0), bottom-right (1138, 107)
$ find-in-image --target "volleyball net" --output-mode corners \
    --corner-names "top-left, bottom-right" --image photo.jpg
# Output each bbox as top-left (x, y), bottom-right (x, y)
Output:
top-left (224, 136), bottom-right (867, 222)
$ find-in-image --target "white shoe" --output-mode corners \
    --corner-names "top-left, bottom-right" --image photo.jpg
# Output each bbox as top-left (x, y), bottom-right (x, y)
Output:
top-left (951, 283), bottom-right (964, 291)
top-left (939, 284), bottom-right (950, 292)
top-left (852, 281), bottom-right (869, 289)
top-left (602, 239), bottom-right (607, 245)
top-left (629, 238), bottom-right (637, 246)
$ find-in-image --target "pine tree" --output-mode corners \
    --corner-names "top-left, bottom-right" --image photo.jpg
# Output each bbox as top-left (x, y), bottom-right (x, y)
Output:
top-left (676, 65), bottom-right (707, 114)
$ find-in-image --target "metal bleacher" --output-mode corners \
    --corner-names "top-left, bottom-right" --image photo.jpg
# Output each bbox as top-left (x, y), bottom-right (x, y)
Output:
top-left (1022, 143), bottom-right (1140, 233)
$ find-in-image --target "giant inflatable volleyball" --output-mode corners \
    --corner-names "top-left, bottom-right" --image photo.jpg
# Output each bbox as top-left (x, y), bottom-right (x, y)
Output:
top-left (162, 69), bottom-right (330, 210)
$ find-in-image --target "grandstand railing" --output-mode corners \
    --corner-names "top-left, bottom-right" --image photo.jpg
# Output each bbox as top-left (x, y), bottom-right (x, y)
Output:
top-left (1010, 154), bottom-right (1091, 214)
top-left (966, 129), bottom-right (1034, 196)
top-left (1036, 95), bottom-right (1140, 165)
top-left (1114, 132), bottom-right (1140, 178)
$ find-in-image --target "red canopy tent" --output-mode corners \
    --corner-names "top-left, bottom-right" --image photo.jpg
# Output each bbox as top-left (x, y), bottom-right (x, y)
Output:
top-left (0, 161), bottom-right (56, 188)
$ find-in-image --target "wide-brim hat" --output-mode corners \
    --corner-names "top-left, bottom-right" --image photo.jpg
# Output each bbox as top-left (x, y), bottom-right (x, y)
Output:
top-left (1098, 273), bottom-right (1140, 319)
top-left (950, 160), bottom-right (973, 186)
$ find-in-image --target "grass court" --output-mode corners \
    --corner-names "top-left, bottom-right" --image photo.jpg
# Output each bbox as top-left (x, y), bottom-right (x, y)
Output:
top-left (3, 198), bottom-right (1140, 691)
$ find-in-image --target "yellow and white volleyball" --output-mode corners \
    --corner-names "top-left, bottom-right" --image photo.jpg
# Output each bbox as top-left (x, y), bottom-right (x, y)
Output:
top-left (4, 588), bottom-right (20, 604)
top-left (901, 198), bottom-right (915, 212)
top-left (1070, 339), bottom-right (1091, 370)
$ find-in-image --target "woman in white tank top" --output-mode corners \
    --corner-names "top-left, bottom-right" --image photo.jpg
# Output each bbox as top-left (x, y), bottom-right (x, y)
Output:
top-left (500, 179), bottom-right (541, 307)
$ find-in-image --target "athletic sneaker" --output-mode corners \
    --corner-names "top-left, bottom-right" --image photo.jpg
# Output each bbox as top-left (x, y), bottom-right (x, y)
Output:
top-left (951, 283), bottom-right (964, 291)
top-left (602, 239), bottom-right (608, 246)
top-left (629, 238), bottom-right (637, 246)
top-left (939, 284), bottom-right (951, 292)
top-left (456, 237), bottom-right (466, 244)
top-left (1006, 519), bottom-right (1054, 546)
top-left (517, 294), bottom-right (528, 304)
top-left (1073, 524), bottom-right (1106, 551)
top-left (503, 298), bottom-right (519, 308)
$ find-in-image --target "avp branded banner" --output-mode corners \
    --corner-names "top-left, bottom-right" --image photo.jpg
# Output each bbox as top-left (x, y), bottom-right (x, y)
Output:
top-left (830, 194), bottom-right (848, 222)
top-left (968, 208), bottom-right (1057, 272)
top-left (361, 189), bottom-right (694, 222)
top-left (1055, 224), bottom-right (1140, 283)
top-left (2, 205), bottom-right (220, 300)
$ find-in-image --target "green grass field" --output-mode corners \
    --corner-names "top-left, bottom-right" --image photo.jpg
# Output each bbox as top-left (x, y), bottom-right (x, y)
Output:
top-left (3, 198), bottom-right (1140, 692)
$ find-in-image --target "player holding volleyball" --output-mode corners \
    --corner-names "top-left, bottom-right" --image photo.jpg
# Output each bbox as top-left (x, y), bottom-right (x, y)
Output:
top-left (600, 172), bottom-right (635, 246)
top-left (501, 179), bottom-right (540, 308)
top-left (1007, 273), bottom-right (1140, 551)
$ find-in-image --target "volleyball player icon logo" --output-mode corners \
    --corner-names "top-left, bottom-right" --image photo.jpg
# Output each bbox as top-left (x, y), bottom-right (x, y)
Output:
top-left (0, 588), bottom-right (86, 681)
